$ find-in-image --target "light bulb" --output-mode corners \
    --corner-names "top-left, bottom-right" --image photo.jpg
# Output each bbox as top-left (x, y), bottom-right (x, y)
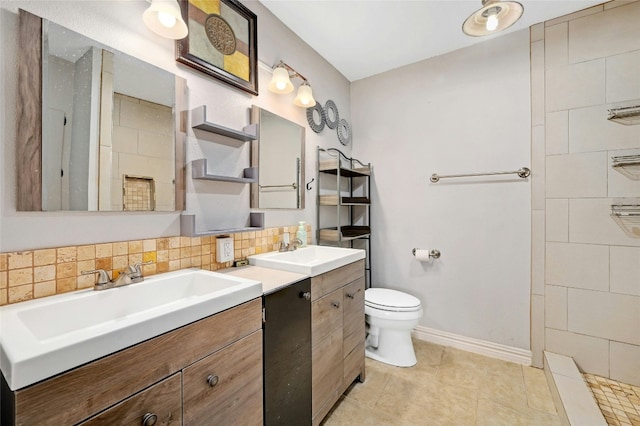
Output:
top-left (142, 0), bottom-right (188, 39)
top-left (268, 66), bottom-right (294, 94)
top-left (486, 13), bottom-right (499, 31)
top-left (294, 83), bottom-right (316, 107)
top-left (157, 10), bottom-right (177, 28)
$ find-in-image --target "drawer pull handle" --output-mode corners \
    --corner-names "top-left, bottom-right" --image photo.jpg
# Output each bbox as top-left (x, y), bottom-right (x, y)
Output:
top-left (301, 291), bottom-right (311, 301)
top-left (331, 301), bottom-right (340, 309)
top-left (142, 412), bottom-right (157, 426)
top-left (346, 293), bottom-right (355, 299)
top-left (207, 374), bottom-right (219, 387)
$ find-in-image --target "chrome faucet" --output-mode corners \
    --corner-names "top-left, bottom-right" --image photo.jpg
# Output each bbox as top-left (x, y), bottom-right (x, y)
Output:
top-left (81, 269), bottom-right (112, 291)
top-left (82, 261), bottom-right (151, 291)
top-left (279, 237), bottom-right (303, 252)
top-left (126, 262), bottom-right (149, 283)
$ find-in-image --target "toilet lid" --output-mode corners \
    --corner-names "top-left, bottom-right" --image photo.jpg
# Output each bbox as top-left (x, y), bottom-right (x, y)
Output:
top-left (365, 288), bottom-right (421, 312)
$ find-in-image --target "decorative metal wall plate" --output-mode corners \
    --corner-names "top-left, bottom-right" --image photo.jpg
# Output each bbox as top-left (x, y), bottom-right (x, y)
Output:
top-left (323, 100), bottom-right (340, 129)
top-left (337, 119), bottom-right (351, 146)
top-left (306, 103), bottom-right (325, 133)
top-left (205, 15), bottom-right (237, 55)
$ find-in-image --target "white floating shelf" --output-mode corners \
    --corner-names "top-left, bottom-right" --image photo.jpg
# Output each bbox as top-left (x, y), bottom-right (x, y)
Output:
top-left (191, 159), bottom-right (257, 183)
top-left (190, 105), bottom-right (257, 141)
top-left (180, 213), bottom-right (265, 237)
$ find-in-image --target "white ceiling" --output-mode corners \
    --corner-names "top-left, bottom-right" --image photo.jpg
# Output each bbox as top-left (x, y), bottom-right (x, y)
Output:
top-left (259, 0), bottom-right (605, 81)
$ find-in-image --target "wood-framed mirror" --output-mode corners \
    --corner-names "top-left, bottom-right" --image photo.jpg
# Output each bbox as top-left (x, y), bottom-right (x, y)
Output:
top-left (16, 9), bottom-right (186, 212)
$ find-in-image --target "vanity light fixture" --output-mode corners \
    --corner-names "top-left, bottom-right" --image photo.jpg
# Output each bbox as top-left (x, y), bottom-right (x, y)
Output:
top-left (268, 61), bottom-right (316, 107)
top-left (462, 0), bottom-right (524, 37)
top-left (143, 0), bottom-right (188, 40)
top-left (293, 82), bottom-right (316, 107)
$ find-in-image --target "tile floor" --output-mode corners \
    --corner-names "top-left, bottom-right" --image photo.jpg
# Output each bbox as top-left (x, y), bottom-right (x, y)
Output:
top-left (584, 373), bottom-right (640, 426)
top-left (323, 339), bottom-right (560, 425)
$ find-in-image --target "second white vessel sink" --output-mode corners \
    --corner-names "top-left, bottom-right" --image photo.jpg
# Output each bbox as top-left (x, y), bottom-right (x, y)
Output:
top-left (248, 245), bottom-right (365, 277)
top-left (0, 269), bottom-right (262, 390)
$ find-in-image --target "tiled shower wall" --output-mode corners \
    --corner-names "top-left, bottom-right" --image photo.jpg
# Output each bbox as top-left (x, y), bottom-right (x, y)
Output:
top-left (0, 223), bottom-right (311, 306)
top-left (107, 93), bottom-right (175, 211)
top-left (530, 0), bottom-right (640, 386)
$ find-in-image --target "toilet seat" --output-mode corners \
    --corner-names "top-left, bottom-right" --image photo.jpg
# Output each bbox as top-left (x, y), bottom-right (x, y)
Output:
top-left (365, 288), bottom-right (421, 312)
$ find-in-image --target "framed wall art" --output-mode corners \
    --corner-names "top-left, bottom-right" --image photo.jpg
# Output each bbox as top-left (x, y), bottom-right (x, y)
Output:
top-left (176, 0), bottom-right (258, 95)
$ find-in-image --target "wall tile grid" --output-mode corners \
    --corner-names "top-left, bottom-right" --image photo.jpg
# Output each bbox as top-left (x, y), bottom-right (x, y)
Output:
top-left (0, 223), bottom-right (312, 306)
top-left (536, 0), bottom-right (640, 386)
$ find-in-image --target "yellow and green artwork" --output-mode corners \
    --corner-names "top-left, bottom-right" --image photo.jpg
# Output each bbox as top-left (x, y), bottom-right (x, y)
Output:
top-left (177, 0), bottom-right (257, 94)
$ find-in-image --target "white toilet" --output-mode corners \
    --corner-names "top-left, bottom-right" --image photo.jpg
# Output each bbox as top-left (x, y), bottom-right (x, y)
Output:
top-left (364, 288), bottom-right (423, 367)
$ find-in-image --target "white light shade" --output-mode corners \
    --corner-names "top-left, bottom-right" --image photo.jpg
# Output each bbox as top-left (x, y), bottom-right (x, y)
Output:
top-left (293, 83), bottom-right (316, 108)
top-left (462, 0), bottom-right (523, 37)
top-left (268, 66), bottom-right (294, 94)
top-left (143, 0), bottom-right (188, 40)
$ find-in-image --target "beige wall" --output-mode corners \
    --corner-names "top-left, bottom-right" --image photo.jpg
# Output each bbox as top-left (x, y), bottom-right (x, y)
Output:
top-left (530, 0), bottom-right (640, 385)
top-left (0, 1), bottom-right (350, 252)
top-left (352, 29), bottom-right (532, 352)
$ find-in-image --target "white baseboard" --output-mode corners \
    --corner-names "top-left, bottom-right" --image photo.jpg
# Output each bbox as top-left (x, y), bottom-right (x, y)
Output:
top-left (412, 325), bottom-right (532, 366)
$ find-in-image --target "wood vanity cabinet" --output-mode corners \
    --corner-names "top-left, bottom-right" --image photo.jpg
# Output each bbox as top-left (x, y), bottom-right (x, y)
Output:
top-left (311, 259), bottom-right (366, 425)
top-left (2, 299), bottom-right (263, 426)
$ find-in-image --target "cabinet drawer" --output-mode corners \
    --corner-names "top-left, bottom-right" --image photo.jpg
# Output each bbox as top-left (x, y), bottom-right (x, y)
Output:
top-left (79, 374), bottom-right (181, 426)
top-left (311, 260), bottom-right (364, 301)
top-left (312, 328), bottom-right (343, 415)
top-left (343, 276), bottom-right (365, 343)
top-left (183, 330), bottom-right (263, 426)
top-left (311, 288), bottom-right (343, 347)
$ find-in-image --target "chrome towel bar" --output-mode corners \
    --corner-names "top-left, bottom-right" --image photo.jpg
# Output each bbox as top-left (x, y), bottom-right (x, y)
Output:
top-left (430, 167), bottom-right (530, 183)
top-left (259, 183), bottom-right (297, 190)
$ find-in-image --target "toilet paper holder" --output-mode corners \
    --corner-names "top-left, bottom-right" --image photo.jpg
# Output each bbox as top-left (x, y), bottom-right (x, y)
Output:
top-left (412, 248), bottom-right (441, 259)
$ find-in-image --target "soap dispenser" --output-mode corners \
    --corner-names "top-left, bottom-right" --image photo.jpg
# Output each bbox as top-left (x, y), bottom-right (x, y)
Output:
top-left (296, 221), bottom-right (307, 247)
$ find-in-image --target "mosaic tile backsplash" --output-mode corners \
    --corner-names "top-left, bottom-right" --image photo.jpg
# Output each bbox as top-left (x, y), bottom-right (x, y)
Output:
top-left (0, 223), bottom-right (312, 306)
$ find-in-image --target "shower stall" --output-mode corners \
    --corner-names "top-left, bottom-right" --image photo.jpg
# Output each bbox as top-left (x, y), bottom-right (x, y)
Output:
top-left (529, 2), bottom-right (640, 423)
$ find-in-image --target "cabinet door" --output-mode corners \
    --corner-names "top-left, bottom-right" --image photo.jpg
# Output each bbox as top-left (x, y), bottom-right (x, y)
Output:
top-left (343, 276), bottom-right (365, 356)
top-left (311, 328), bottom-right (343, 420)
top-left (264, 278), bottom-right (312, 425)
top-left (79, 374), bottom-right (181, 426)
top-left (310, 260), bottom-right (364, 301)
top-left (183, 331), bottom-right (263, 426)
top-left (311, 288), bottom-right (343, 347)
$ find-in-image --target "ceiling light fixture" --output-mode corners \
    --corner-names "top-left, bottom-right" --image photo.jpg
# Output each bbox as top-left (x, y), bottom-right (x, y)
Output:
top-left (462, 0), bottom-right (524, 37)
top-left (268, 61), bottom-right (316, 107)
top-left (143, 0), bottom-right (188, 40)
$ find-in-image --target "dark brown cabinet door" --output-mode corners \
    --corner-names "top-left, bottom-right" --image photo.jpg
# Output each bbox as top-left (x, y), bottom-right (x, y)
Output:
top-left (264, 278), bottom-right (312, 425)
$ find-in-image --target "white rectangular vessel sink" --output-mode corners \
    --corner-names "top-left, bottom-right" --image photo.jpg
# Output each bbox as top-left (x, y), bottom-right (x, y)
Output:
top-left (248, 245), bottom-right (365, 277)
top-left (0, 269), bottom-right (262, 390)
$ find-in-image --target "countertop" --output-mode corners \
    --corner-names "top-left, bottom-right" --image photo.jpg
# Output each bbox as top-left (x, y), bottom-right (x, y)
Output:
top-left (221, 265), bottom-right (308, 295)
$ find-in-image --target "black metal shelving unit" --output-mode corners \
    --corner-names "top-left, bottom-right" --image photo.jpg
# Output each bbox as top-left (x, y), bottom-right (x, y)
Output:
top-left (317, 147), bottom-right (372, 287)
